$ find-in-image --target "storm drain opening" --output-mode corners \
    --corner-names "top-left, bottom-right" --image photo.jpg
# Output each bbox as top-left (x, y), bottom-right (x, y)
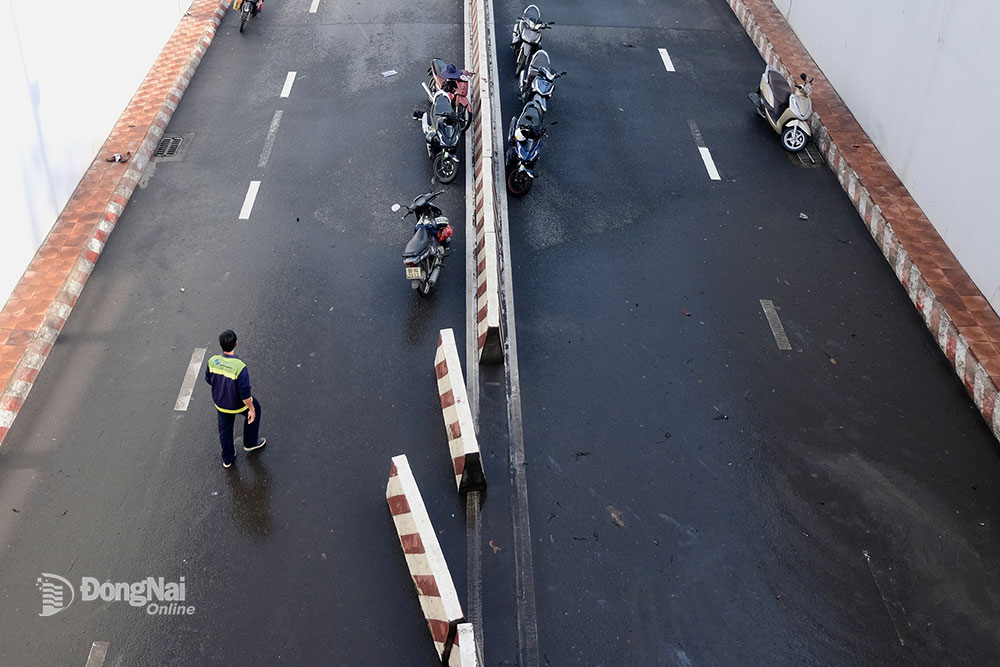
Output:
top-left (790, 142), bottom-right (825, 167)
top-left (152, 133), bottom-right (194, 162)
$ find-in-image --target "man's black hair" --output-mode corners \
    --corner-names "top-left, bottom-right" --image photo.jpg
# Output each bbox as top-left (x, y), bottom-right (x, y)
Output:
top-left (219, 329), bottom-right (238, 353)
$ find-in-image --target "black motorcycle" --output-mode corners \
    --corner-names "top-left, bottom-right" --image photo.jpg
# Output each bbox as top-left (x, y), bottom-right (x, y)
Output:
top-left (417, 91), bottom-right (463, 184)
top-left (238, 0), bottom-right (260, 33)
top-left (505, 98), bottom-right (549, 196)
top-left (401, 191), bottom-right (454, 297)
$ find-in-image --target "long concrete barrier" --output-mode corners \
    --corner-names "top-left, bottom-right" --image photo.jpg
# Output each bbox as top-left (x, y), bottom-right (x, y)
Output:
top-left (386, 455), bottom-right (468, 664)
top-left (467, 0), bottom-right (504, 363)
top-left (435, 329), bottom-right (487, 494)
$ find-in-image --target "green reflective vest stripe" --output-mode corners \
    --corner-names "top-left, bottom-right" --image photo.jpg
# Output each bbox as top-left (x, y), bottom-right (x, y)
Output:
top-left (208, 355), bottom-right (247, 380)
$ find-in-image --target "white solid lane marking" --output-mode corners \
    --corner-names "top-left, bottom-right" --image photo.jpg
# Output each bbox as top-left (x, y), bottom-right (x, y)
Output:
top-left (239, 181), bottom-right (261, 220)
top-left (85, 642), bottom-right (109, 667)
top-left (688, 120), bottom-right (721, 180)
top-left (309, 0), bottom-right (320, 12)
top-left (174, 348), bottom-right (207, 411)
top-left (760, 299), bottom-right (792, 350)
top-left (658, 48), bottom-right (675, 72)
top-left (698, 147), bottom-right (721, 181)
top-left (280, 71), bottom-right (297, 98)
top-left (258, 110), bottom-right (284, 168)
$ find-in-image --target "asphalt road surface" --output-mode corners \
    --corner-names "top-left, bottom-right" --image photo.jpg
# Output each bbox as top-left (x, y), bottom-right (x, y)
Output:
top-left (2, 0), bottom-right (1000, 665)
top-left (494, 0), bottom-right (1000, 665)
top-left (0, 1), bottom-right (470, 664)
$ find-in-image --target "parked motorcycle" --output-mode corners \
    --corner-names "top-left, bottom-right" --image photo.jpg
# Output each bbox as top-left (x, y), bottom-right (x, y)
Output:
top-left (235, 0), bottom-right (261, 33)
top-left (511, 5), bottom-right (553, 78)
top-left (401, 191), bottom-right (454, 297)
top-left (505, 98), bottom-right (549, 196)
top-left (517, 49), bottom-right (565, 111)
top-left (748, 67), bottom-right (814, 152)
top-left (416, 91), bottom-right (463, 184)
top-left (426, 59), bottom-right (473, 130)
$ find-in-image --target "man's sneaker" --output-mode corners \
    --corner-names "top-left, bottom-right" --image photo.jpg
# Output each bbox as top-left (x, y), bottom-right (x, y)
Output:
top-left (244, 437), bottom-right (267, 452)
top-left (223, 458), bottom-right (235, 469)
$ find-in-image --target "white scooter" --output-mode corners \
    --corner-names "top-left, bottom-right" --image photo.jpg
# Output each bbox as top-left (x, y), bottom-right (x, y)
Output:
top-left (748, 67), bottom-right (814, 152)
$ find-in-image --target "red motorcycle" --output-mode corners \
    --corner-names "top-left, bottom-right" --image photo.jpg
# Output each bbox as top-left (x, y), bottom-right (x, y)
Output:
top-left (425, 60), bottom-right (472, 131)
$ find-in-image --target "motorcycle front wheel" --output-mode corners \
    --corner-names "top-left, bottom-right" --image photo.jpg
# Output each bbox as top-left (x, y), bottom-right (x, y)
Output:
top-left (433, 153), bottom-right (458, 184)
top-left (506, 167), bottom-right (532, 197)
top-left (781, 125), bottom-right (808, 152)
top-left (240, 11), bottom-right (249, 32)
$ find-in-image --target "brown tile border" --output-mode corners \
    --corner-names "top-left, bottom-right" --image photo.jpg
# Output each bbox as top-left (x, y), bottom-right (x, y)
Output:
top-left (727, 0), bottom-right (1000, 441)
top-left (0, 0), bottom-right (231, 446)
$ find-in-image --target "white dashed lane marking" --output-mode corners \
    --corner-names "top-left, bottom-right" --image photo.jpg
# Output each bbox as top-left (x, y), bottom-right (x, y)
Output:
top-left (760, 299), bottom-right (792, 350)
top-left (174, 348), bottom-right (207, 411)
top-left (84, 642), bottom-right (109, 667)
top-left (258, 110), bottom-right (284, 168)
top-left (309, 0), bottom-right (320, 12)
top-left (239, 181), bottom-right (261, 220)
top-left (688, 120), bottom-right (721, 181)
top-left (280, 71), bottom-right (297, 98)
top-left (658, 48), bottom-right (675, 72)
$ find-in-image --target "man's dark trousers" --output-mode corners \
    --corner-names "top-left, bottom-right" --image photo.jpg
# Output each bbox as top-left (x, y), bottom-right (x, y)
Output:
top-left (217, 397), bottom-right (262, 465)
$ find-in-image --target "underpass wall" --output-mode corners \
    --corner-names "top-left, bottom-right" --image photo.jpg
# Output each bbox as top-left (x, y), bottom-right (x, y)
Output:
top-left (771, 0), bottom-right (1000, 313)
top-left (0, 0), bottom-right (195, 310)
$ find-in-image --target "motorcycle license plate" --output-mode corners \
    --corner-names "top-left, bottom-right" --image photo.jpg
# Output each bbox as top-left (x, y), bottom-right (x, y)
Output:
top-left (406, 267), bottom-right (423, 280)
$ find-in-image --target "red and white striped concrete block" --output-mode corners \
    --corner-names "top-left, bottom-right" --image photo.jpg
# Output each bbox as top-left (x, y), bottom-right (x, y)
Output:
top-left (435, 329), bottom-right (487, 494)
top-left (449, 622), bottom-right (478, 667)
top-left (724, 0), bottom-right (1000, 442)
top-left (467, 0), bottom-right (503, 363)
top-left (0, 0), bottom-right (230, 447)
top-left (386, 455), bottom-right (467, 664)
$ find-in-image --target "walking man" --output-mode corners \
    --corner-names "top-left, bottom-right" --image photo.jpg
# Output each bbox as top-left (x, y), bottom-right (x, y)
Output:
top-left (205, 329), bottom-right (266, 468)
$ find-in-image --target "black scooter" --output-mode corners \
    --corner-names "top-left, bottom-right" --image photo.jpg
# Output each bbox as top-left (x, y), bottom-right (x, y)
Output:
top-left (401, 191), bottom-right (453, 298)
top-left (416, 91), bottom-right (463, 184)
top-left (505, 98), bottom-right (551, 196)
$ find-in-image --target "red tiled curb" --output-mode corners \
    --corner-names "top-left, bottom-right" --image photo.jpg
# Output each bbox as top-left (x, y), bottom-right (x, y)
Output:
top-left (726, 0), bottom-right (1000, 441)
top-left (0, 0), bottom-right (231, 446)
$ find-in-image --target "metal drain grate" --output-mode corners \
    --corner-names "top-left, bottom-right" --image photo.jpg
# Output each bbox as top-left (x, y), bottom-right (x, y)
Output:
top-left (791, 142), bottom-right (825, 167)
top-left (154, 136), bottom-right (182, 158)
top-left (151, 133), bottom-right (194, 162)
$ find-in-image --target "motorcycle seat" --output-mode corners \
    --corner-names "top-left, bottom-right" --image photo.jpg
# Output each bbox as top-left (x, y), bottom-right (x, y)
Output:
top-left (518, 105), bottom-right (542, 132)
top-left (768, 72), bottom-right (791, 108)
top-left (403, 226), bottom-right (432, 258)
top-left (431, 59), bottom-right (448, 78)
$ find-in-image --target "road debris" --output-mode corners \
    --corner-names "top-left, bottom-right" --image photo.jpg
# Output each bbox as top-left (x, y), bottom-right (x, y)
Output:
top-left (621, 42), bottom-right (635, 48)
top-left (680, 308), bottom-right (692, 316)
top-left (799, 212), bottom-right (809, 220)
top-left (381, 69), bottom-right (398, 78)
top-left (607, 505), bottom-right (626, 528)
top-left (489, 539), bottom-right (501, 553)
top-left (105, 151), bottom-right (131, 163)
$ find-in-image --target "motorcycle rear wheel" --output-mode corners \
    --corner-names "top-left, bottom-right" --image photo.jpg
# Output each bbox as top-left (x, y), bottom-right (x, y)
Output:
top-left (506, 167), bottom-right (532, 197)
top-left (433, 154), bottom-right (458, 184)
top-left (417, 279), bottom-right (433, 298)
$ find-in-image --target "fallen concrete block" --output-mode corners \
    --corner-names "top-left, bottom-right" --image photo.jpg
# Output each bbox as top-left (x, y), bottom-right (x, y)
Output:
top-left (386, 454), bottom-right (465, 663)
top-left (435, 329), bottom-right (487, 494)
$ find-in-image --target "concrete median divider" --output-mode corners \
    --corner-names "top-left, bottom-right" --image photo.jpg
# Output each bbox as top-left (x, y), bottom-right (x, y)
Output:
top-left (435, 329), bottom-right (487, 494)
top-left (467, 0), bottom-right (504, 364)
top-left (387, 455), bottom-right (476, 665)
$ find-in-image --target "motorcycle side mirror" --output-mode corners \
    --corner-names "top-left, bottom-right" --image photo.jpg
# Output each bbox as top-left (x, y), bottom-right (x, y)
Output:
top-left (800, 73), bottom-right (807, 81)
